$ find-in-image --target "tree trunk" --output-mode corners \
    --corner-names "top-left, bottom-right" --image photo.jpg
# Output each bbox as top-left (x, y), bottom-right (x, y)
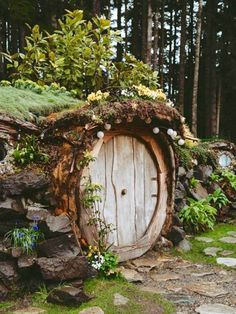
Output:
top-left (92, 0), bottom-right (101, 16)
top-left (146, 0), bottom-right (152, 65)
top-left (178, 0), bottom-right (187, 115)
top-left (191, 0), bottom-right (203, 136)
top-left (159, 0), bottom-right (165, 88)
top-left (141, 0), bottom-right (147, 62)
top-left (153, 11), bottom-right (159, 71)
top-left (117, 0), bottom-right (122, 61)
top-left (168, 9), bottom-right (173, 98)
top-left (216, 79), bottom-right (221, 136)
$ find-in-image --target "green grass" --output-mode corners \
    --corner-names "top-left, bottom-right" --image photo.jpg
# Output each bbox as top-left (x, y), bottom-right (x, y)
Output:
top-left (174, 223), bottom-right (236, 265)
top-left (0, 278), bottom-right (175, 314)
top-left (0, 86), bottom-right (83, 121)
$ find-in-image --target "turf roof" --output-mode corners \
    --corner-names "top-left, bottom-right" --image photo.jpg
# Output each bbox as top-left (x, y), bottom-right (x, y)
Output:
top-left (0, 86), bottom-right (82, 121)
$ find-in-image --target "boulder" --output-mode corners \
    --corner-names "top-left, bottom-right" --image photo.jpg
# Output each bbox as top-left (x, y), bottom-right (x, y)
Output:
top-left (0, 170), bottom-right (49, 197)
top-left (190, 183), bottom-right (209, 201)
top-left (0, 241), bottom-right (11, 260)
top-left (45, 214), bottom-right (72, 234)
top-left (18, 254), bottom-right (36, 270)
top-left (0, 220), bottom-right (28, 236)
top-left (0, 283), bottom-right (9, 301)
top-left (194, 165), bottom-right (213, 183)
top-left (166, 226), bottom-right (186, 246)
top-left (175, 181), bottom-right (187, 200)
top-left (37, 234), bottom-right (80, 258)
top-left (26, 204), bottom-right (50, 221)
top-left (178, 167), bottom-right (186, 177)
top-left (0, 260), bottom-right (19, 286)
top-left (0, 197), bottom-right (26, 219)
top-left (177, 239), bottom-right (192, 252)
top-left (47, 286), bottom-right (90, 306)
top-left (36, 256), bottom-right (96, 281)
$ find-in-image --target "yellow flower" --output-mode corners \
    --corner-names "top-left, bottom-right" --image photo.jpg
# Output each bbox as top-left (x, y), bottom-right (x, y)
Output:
top-left (87, 90), bottom-right (110, 103)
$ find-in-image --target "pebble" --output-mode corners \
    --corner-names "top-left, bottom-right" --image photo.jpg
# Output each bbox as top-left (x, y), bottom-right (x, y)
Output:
top-left (216, 257), bottom-right (236, 268)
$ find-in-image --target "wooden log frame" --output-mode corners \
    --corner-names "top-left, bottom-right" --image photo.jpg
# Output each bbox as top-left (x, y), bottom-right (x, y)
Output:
top-left (51, 120), bottom-right (176, 261)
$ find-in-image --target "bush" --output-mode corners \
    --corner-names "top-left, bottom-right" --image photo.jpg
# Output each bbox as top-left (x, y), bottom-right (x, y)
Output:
top-left (13, 135), bottom-right (49, 166)
top-left (179, 198), bottom-right (217, 233)
top-left (207, 188), bottom-right (230, 209)
top-left (5, 10), bottom-right (159, 98)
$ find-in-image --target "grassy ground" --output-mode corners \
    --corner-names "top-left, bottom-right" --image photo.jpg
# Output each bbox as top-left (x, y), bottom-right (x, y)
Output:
top-left (0, 86), bottom-right (82, 121)
top-left (0, 278), bottom-right (175, 314)
top-left (174, 223), bottom-right (236, 265)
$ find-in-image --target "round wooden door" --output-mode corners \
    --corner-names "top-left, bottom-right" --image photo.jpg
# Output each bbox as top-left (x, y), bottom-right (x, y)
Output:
top-left (82, 132), bottom-right (170, 261)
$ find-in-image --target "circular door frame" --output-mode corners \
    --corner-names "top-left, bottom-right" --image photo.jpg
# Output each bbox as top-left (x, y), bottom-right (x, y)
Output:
top-left (80, 127), bottom-right (175, 261)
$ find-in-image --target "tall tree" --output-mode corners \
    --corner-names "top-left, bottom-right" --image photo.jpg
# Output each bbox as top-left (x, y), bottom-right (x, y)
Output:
top-left (178, 0), bottom-right (187, 115)
top-left (191, 0), bottom-right (203, 136)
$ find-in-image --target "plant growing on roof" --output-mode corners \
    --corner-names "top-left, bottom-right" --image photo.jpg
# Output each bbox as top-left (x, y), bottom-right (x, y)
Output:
top-left (77, 150), bottom-right (96, 171)
top-left (4, 10), bottom-right (159, 98)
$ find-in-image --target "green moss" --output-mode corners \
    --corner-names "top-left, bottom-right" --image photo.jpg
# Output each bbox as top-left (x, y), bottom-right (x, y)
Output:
top-left (174, 223), bottom-right (236, 265)
top-left (0, 86), bottom-right (83, 121)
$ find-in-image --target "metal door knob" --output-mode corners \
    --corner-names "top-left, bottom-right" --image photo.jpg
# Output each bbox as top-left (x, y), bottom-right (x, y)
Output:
top-left (121, 189), bottom-right (127, 195)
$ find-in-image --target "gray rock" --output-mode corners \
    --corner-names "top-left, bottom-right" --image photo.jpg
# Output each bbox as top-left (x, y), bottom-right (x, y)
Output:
top-left (0, 197), bottom-right (26, 219)
top-left (37, 234), bottom-right (80, 258)
top-left (178, 167), bottom-right (186, 177)
top-left (190, 183), bottom-right (209, 201)
top-left (175, 182), bottom-right (187, 200)
top-left (203, 247), bottom-right (222, 257)
top-left (186, 282), bottom-right (228, 297)
top-left (195, 236), bottom-right (214, 243)
top-left (0, 283), bottom-right (9, 301)
top-left (113, 293), bottom-right (129, 306)
top-left (0, 260), bottom-right (19, 286)
top-left (220, 250), bottom-right (234, 257)
top-left (186, 169), bottom-right (194, 179)
top-left (45, 215), bottom-right (72, 234)
top-left (18, 254), bottom-right (36, 269)
top-left (219, 237), bottom-right (236, 244)
top-left (177, 239), bottom-right (192, 252)
top-left (166, 226), bottom-right (186, 245)
top-left (164, 293), bottom-right (195, 305)
top-left (216, 257), bottom-right (236, 268)
top-left (79, 307), bottom-right (104, 314)
top-left (12, 307), bottom-right (46, 314)
top-left (195, 303), bottom-right (236, 314)
top-left (227, 231), bottom-right (236, 237)
top-left (119, 268), bottom-right (144, 283)
top-left (37, 256), bottom-right (96, 281)
top-left (47, 286), bottom-right (90, 306)
top-left (0, 170), bottom-right (49, 197)
top-left (150, 273), bottom-right (180, 282)
top-left (26, 204), bottom-right (50, 221)
top-left (11, 247), bottom-right (23, 258)
top-left (194, 165), bottom-right (213, 183)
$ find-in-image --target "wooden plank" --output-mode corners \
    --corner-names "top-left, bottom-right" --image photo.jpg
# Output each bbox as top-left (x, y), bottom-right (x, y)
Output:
top-left (133, 137), bottom-right (145, 240)
top-left (103, 138), bottom-right (118, 246)
top-left (112, 135), bottom-right (136, 246)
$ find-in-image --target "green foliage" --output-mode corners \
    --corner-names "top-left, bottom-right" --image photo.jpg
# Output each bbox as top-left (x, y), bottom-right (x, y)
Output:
top-left (221, 170), bottom-right (236, 190)
top-left (5, 10), bottom-right (159, 98)
top-left (189, 177), bottom-right (200, 190)
top-left (207, 188), bottom-right (230, 209)
top-left (179, 198), bottom-right (217, 233)
top-left (13, 135), bottom-right (49, 166)
top-left (210, 169), bottom-right (236, 190)
top-left (82, 181), bottom-right (103, 209)
top-left (175, 142), bottom-right (217, 168)
top-left (0, 80), bottom-right (11, 87)
top-left (77, 150), bottom-right (96, 170)
top-left (0, 85), bottom-right (81, 120)
top-left (5, 224), bottom-right (44, 254)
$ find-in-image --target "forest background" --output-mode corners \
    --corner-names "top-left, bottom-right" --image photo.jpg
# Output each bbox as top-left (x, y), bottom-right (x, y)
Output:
top-left (0, 0), bottom-right (235, 140)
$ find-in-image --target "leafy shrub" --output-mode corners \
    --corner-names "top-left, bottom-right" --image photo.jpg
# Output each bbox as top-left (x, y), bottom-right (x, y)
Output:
top-left (189, 177), bottom-right (200, 190)
top-left (179, 198), bottom-right (217, 233)
top-left (210, 169), bottom-right (236, 190)
top-left (5, 10), bottom-right (158, 98)
top-left (13, 135), bottom-right (48, 166)
top-left (5, 223), bottom-right (44, 254)
top-left (207, 188), bottom-right (230, 209)
top-left (175, 141), bottom-right (217, 169)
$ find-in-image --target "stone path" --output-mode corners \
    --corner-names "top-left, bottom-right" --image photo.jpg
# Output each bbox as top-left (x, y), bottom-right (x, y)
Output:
top-left (120, 251), bottom-right (236, 314)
